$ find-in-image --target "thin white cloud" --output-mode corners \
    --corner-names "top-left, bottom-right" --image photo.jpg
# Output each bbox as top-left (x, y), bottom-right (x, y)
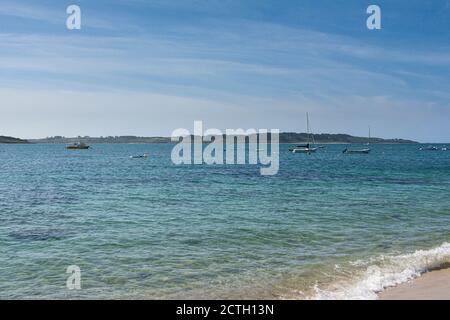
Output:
top-left (0, 2), bottom-right (60, 22)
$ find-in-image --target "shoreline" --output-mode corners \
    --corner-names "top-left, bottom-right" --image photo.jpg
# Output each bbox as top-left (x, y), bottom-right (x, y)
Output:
top-left (2, 142), bottom-right (430, 145)
top-left (378, 267), bottom-right (450, 300)
top-left (308, 243), bottom-right (450, 300)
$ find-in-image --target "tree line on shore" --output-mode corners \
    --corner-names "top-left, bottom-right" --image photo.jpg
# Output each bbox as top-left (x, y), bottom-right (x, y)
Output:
top-left (18, 133), bottom-right (418, 144)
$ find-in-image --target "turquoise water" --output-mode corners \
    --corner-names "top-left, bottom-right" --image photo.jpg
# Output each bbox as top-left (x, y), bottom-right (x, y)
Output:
top-left (0, 143), bottom-right (449, 299)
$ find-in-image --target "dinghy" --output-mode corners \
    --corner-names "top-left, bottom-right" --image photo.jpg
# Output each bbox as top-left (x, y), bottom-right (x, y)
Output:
top-left (130, 153), bottom-right (148, 159)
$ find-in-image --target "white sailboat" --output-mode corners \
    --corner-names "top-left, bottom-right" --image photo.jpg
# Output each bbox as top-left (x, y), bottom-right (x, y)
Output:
top-left (289, 113), bottom-right (318, 154)
top-left (343, 126), bottom-right (371, 154)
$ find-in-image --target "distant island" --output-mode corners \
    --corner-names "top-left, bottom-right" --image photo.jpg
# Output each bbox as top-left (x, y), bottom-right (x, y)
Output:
top-left (27, 133), bottom-right (418, 144)
top-left (0, 136), bottom-right (29, 144)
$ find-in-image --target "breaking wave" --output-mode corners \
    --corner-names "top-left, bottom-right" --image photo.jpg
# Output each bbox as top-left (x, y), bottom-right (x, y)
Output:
top-left (310, 242), bottom-right (450, 300)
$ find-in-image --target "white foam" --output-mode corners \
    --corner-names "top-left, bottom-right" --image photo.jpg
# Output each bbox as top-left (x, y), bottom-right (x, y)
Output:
top-left (310, 242), bottom-right (450, 300)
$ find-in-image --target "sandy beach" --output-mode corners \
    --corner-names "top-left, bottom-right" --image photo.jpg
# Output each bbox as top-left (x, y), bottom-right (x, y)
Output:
top-left (378, 268), bottom-right (450, 300)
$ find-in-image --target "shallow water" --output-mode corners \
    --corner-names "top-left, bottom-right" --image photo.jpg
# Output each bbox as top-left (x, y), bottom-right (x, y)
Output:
top-left (0, 143), bottom-right (449, 299)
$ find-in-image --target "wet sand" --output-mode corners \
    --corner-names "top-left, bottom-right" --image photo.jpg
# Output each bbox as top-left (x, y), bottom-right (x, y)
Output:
top-left (378, 268), bottom-right (450, 300)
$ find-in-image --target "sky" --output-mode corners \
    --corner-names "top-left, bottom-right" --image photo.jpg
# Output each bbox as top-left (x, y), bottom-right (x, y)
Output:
top-left (0, 0), bottom-right (449, 142)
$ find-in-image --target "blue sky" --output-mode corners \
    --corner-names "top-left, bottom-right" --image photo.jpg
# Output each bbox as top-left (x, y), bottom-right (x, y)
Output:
top-left (0, 0), bottom-right (449, 142)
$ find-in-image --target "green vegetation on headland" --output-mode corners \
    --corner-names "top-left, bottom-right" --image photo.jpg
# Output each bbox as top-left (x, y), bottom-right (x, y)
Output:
top-left (280, 132), bottom-right (417, 144)
top-left (0, 136), bottom-right (29, 144)
top-left (28, 133), bottom-right (418, 144)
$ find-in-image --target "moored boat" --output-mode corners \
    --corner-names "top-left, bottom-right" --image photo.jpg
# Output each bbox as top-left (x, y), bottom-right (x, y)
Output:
top-left (290, 113), bottom-right (318, 154)
top-left (289, 143), bottom-right (318, 153)
top-left (343, 126), bottom-right (371, 155)
top-left (130, 153), bottom-right (148, 159)
top-left (342, 148), bottom-right (371, 154)
top-left (66, 142), bottom-right (90, 150)
top-left (419, 146), bottom-right (439, 151)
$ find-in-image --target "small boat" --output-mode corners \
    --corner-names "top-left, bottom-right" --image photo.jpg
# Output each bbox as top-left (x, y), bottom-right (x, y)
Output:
top-left (343, 126), bottom-right (371, 154)
top-left (442, 147), bottom-right (448, 151)
top-left (290, 113), bottom-right (318, 154)
top-left (343, 148), bottom-right (371, 154)
top-left (66, 142), bottom-right (90, 150)
top-left (130, 153), bottom-right (148, 159)
top-left (419, 146), bottom-right (439, 151)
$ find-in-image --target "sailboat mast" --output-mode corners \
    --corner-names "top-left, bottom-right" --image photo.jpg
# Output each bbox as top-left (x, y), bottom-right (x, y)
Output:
top-left (307, 112), bottom-right (310, 136)
top-left (306, 112), bottom-right (315, 145)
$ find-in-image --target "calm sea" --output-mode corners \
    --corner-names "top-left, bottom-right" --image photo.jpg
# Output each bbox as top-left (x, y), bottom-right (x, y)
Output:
top-left (0, 143), bottom-right (449, 299)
